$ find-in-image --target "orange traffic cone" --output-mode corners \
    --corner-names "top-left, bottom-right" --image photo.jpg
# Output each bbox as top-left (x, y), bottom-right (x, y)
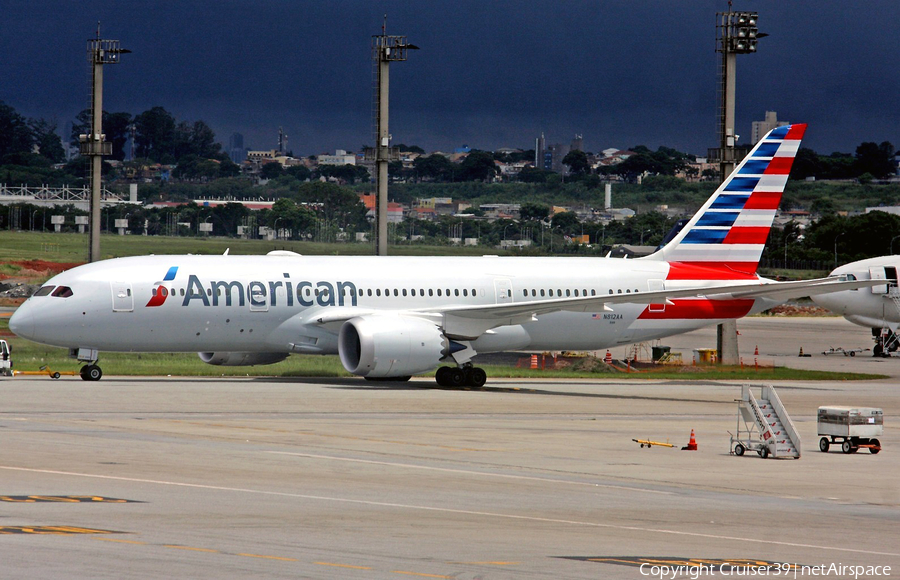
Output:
top-left (530, 354), bottom-right (538, 369)
top-left (754, 345), bottom-right (759, 356)
top-left (682, 429), bottom-right (698, 451)
top-left (604, 350), bottom-right (613, 364)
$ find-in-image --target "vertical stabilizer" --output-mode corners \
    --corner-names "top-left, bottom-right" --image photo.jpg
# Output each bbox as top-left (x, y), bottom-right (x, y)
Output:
top-left (648, 124), bottom-right (806, 275)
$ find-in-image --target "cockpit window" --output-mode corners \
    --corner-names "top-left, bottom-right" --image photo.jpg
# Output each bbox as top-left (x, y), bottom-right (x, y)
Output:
top-left (51, 286), bottom-right (74, 298)
top-left (33, 285), bottom-right (55, 297)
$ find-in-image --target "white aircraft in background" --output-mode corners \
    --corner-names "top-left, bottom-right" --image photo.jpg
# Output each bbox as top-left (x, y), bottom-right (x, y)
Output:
top-left (812, 256), bottom-right (900, 356)
top-left (9, 124), bottom-right (877, 385)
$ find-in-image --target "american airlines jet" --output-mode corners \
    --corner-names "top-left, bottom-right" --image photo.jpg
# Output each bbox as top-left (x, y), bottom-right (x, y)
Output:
top-left (8, 124), bottom-right (876, 384)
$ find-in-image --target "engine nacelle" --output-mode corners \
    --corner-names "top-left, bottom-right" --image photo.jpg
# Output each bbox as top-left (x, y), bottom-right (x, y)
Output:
top-left (198, 352), bottom-right (289, 367)
top-left (338, 315), bottom-right (448, 377)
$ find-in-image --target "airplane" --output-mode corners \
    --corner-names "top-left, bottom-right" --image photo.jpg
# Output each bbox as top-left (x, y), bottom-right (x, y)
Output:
top-left (811, 256), bottom-right (900, 356)
top-left (8, 123), bottom-right (879, 385)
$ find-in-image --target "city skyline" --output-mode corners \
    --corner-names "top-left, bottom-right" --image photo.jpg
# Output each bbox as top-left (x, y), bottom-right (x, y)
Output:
top-left (1, 1), bottom-right (898, 158)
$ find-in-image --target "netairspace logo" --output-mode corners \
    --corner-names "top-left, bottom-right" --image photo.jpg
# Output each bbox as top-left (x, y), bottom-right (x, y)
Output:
top-left (639, 562), bottom-right (891, 579)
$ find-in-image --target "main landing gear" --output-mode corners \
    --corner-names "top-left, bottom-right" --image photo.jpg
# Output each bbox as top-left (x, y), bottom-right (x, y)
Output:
top-left (80, 364), bottom-right (102, 381)
top-left (434, 365), bottom-right (487, 388)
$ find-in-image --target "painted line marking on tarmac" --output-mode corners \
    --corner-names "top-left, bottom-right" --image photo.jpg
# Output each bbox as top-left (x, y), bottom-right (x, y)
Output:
top-left (314, 562), bottom-right (373, 570)
top-left (94, 538), bottom-right (147, 545)
top-left (0, 525), bottom-right (120, 535)
top-left (267, 451), bottom-right (673, 496)
top-left (178, 420), bottom-right (496, 452)
top-left (236, 553), bottom-right (298, 562)
top-left (392, 571), bottom-right (452, 579)
top-left (164, 545), bottom-right (220, 553)
top-left (2, 464), bottom-right (898, 558)
top-left (453, 561), bottom-right (519, 566)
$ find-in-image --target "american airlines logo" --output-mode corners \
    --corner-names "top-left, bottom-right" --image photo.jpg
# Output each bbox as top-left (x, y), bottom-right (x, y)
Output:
top-left (146, 270), bottom-right (360, 309)
top-left (146, 267), bottom-right (179, 307)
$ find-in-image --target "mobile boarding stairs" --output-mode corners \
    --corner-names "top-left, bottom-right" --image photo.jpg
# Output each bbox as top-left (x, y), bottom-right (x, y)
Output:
top-left (730, 385), bottom-right (801, 459)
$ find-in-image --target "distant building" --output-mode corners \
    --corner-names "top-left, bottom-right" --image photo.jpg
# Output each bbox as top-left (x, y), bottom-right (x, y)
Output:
top-left (317, 150), bottom-right (356, 166)
top-left (752, 111), bottom-right (789, 144)
top-left (535, 133), bottom-right (545, 169)
top-left (570, 134), bottom-right (583, 153)
top-left (228, 133), bottom-right (246, 164)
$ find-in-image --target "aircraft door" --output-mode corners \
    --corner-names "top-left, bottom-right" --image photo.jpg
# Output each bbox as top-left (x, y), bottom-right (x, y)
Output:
top-left (869, 267), bottom-right (888, 295)
top-left (648, 279), bottom-right (665, 312)
top-left (494, 279), bottom-right (513, 304)
top-left (111, 282), bottom-right (134, 312)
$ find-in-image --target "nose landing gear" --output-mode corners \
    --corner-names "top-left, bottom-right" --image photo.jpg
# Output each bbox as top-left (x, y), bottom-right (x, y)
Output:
top-left (80, 364), bottom-right (103, 381)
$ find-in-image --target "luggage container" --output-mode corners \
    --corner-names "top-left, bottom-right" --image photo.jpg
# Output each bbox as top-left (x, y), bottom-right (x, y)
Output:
top-left (817, 406), bottom-right (883, 454)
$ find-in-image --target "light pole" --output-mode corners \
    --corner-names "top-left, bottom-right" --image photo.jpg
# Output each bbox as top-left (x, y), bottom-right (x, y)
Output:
top-left (367, 23), bottom-right (418, 256)
top-left (274, 217), bottom-right (282, 241)
top-left (834, 231), bottom-right (845, 268)
top-left (31, 210), bottom-right (38, 232)
top-left (640, 229), bottom-right (651, 245)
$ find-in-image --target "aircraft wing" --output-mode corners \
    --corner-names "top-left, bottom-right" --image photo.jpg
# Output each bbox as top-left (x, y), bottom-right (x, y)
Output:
top-left (311, 277), bottom-right (880, 339)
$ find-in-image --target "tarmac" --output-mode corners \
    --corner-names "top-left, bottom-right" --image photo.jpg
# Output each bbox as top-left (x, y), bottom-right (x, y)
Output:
top-left (1, 317), bottom-right (898, 579)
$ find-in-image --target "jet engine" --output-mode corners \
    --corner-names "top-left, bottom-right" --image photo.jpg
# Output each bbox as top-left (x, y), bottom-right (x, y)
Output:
top-left (198, 352), bottom-right (289, 366)
top-left (338, 315), bottom-right (449, 378)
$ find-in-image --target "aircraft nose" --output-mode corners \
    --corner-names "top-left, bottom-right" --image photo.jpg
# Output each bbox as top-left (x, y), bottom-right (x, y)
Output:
top-left (8, 307), bottom-right (34, 340)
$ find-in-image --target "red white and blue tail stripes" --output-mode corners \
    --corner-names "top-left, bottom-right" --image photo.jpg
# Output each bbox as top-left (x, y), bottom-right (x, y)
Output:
top-left (650, 123), bottom-right (806, 275)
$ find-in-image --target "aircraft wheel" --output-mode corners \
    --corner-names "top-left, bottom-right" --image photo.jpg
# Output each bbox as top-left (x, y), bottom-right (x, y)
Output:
top-left (435, 366), bottom-right (451, 386)
top-left (81, 365), bottom-right (102, 382)
top-left (819, 437), bottom-right (830, 453)
top-left (466, 367), bottom-right (487, 388)
top-left (446, 367), bottom-right (465, 387)
top-left (734, 444), bottom-right (745, 456)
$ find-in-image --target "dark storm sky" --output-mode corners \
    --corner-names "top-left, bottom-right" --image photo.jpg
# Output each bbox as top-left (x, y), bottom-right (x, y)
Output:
top-left (1, 1), bottom-right (898, 157)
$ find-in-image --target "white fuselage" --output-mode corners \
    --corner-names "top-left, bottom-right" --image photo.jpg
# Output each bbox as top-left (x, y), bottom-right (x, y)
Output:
top-left (11, 254), bottom-right (776, 355)
top-left (813, 256), bottom-right (900, 330)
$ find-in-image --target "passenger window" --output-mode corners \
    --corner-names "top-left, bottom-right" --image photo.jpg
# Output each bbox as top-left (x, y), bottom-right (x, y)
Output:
top-left (454, 289), bottom-right (459, 296)
top-left (591, 290), bottom-right (596, 296)
top-left (402, 289), bottom-right (407, 297)
top-left (523, 290), bottom-right (528, 297)
top-left (532, 289), bottom-right (536, 297)
top-left (463, 289), bottom-right (468, 297)
top-left (428, 289), bottom-right (433, 296)
top-left (437, 289), bottom-right (442, 296)
top-left (540, 289), bottom-right (545, 297)
top-left (393, 289), bottom-right (398, 297)
top-left (566, 289), bottom-right (571, 297)
top-left (34, 286), bottom-right (55, 297)
top-left (376, 289), bottom-right (381, 296)
top-left (472, 289), bottom-right (477, 297)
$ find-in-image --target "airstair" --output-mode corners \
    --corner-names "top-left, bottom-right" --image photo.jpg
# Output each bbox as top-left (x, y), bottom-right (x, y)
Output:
top-left (729, 385), bottom-right (800, 459)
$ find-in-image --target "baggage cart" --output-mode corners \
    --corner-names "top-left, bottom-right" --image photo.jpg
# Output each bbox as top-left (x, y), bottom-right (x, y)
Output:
top-left (817, 406), bottom-right (883, 454)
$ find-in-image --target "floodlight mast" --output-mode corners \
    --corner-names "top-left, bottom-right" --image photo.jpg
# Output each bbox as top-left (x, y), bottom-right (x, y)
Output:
top-left (81, 28), bottom-right (129, 263)
top-left (713, 9), bottom-right (762, 365)
top-left (368, 27), bottom-right (417, 256)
